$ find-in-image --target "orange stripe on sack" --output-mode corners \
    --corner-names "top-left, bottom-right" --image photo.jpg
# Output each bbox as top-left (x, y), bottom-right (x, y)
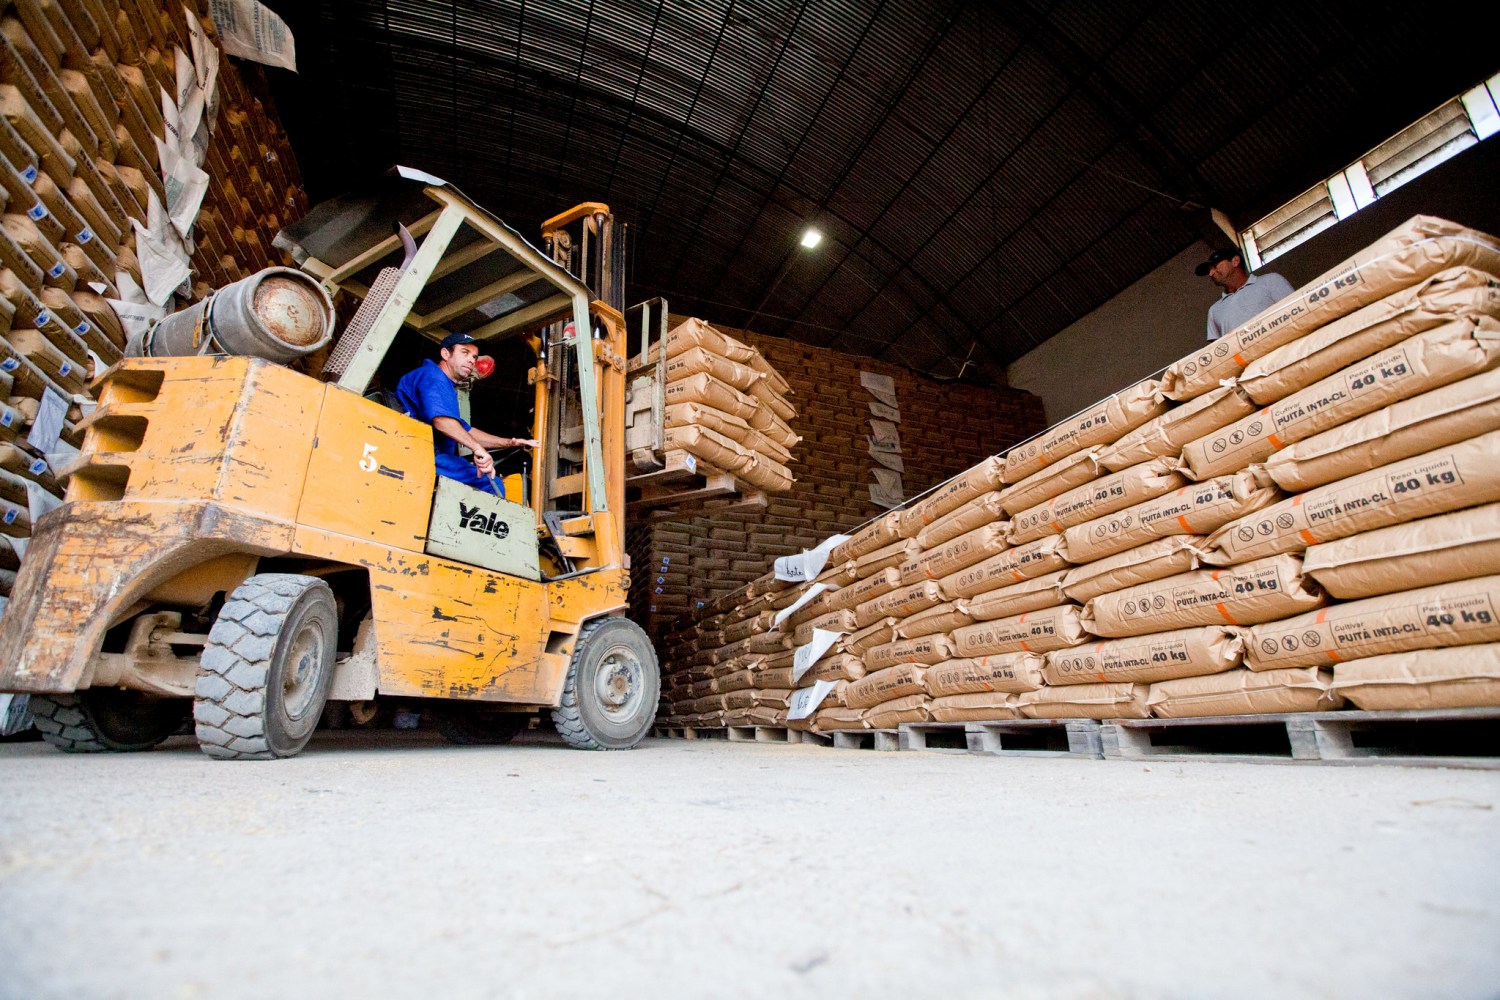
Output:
top-left (1020, 641), bottom-right (1031, 652)
top-left (1298, 529), bottom-right (1317, 545)
top-left (1211, 570), bottom-right (1221, 581)
top-left (1051, 521), bottom-right (1062, 533)
top-left (1315, 609), bottom-right (1329, 623)
top-left (1011, 569), bottom-right (1024, 582)
top-left (1214, 603), bottom-right (1241, 626)
top-left (1267, 432), bottom-right (1284, 450)
top-left (1324, 649), bottom-right (1343, 663)
top-left (1094, 672), bottom-right (1108, 683)
top-left (1176, 515), bottom-right (1193, 531)
top-left (1233, 352), bottom-right (1247, 366)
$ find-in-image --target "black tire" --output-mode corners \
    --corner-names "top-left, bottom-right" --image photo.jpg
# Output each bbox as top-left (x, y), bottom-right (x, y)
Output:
top-left (432, 703), bottom-right (527, 746)
top-left (551, 616), bottom-right (659, 750)
top-left (30, 690), bottom-right (188, 753)
top-left (193, 574), bottom-right (338, 761)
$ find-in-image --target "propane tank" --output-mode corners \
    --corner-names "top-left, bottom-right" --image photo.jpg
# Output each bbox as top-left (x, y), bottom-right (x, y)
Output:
top-left (129, 266), bottom-right (335, 363)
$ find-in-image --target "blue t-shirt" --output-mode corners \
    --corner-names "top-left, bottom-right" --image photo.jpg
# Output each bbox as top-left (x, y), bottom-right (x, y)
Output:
top-left (395, 359), bottom-right (485, 487)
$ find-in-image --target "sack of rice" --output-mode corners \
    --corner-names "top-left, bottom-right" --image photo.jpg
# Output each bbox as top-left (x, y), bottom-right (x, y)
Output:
top-left (961, 569), bottom-right (1067, 621)
top-left (1061, 536), bottom-right (1210, 603)
top-left (853, 538), bottom-right (921, 578)
top-left (1044, 626), bottom-right (1243, 686)
top-left (1207, 430), bottom-right (1500, 565)
top-left (895, 602), bottom-right (974, 639)
top-left (831, 510), bottom-right (904, 563)
top-left (897, 456), bottom-right (1006, 537)
top-left (846, 617), bottom-right (901, 654)
top-left (1237, 266), bottom-right (1500, 405)
top-left (854, 581), bottom-right (945, 628)
top-left (864, 694), bottom-right (932, 729)
top-left (1243, 574), bottom-right (1500, 670)
top-left (828, 567), bottom-right (902, 613)
top-left (917, 491), bottom-right (1007, 550)
top-left (663, 371), bottom-right (760, 420)
top-left (664, 346), bottom-right (763, 389)
top-left (1003, 378), bottom-right (1168, 482)
top-left (814, 706), bottom-right (867, 731)
top-left (939, 535), bottom-right (1071, 600)
top-left (1331, 643), bottom-right (1500, 710)
top-left (793, 610), bottom-right (858, 645)
top-left (803, 652), bottom-right (867, 683)
top-left (898, 522), bottom-right (1009, 585)
top-left (747, 405), bottom-right (799, 450)
top-left (1180, 317), bottom-right (1500, 480)
top-left (658, 317), bottom-right (759, 363)
top-left (663, 423), bottom-right (753, 475)
top-left (996, 448), bottom-right (1102, 515)
top-left (1303, 503), bottom-right (1500, 599)
top-left (1009, 457), bottom-right (1184, 544)
top-left (929, 692), bottom-right (1021, 722)
top-left (1082, 554), bottom-right (1325, 637)
top-left (846, 663), bottom-right (928, 710)
top-left (1099, 385), bottom-right (1257, 471)
top-left (1016, 683), bottom-right (1150, 719)
top-left (1264, 367), bottom-right (1500, 492)
top-left (1064, 470), bottom-right (1279, 564)
top-left (1148, 667), bottom-right (1341, 718)
top-left (925, 653), bottom-right (1046, 696)
top-left (1161, 216), bottom-right (1500, 401)
top-left (724, 688), bottom-right (792, 710)
top-left (951, 604), bottom-right (1090, 656)
top-left (865, 634), bottom-right (957, 672)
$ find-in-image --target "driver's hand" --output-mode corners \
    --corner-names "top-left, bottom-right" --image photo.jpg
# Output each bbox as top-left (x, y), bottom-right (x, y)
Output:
top-left (512, 438), bottom-right (540, 448)
top-left (473, 447), bottom-right (495, 476)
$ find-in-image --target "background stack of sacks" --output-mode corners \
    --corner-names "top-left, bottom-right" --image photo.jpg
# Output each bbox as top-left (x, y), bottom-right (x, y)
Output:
top-left (656, 317), bottom-right (799, 493)
top-left (653, 215), bottom-right (1500, 732)
top-left (0, 2), bottom-right (304, 608)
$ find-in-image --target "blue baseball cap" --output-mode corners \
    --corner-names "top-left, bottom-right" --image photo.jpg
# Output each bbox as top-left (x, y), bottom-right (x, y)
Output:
top-left (440, 332), bottom-right (478, 350)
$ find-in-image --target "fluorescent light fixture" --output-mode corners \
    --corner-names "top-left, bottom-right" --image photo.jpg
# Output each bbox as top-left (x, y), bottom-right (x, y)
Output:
top-left (799, 227), bottom-right (822, 249)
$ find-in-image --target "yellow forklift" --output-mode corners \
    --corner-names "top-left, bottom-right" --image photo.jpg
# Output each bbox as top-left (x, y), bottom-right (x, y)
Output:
top-left (0, 168), bottom-right (659, 758)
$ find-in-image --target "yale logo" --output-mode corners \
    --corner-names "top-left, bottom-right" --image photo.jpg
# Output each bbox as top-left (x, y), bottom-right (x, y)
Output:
top-left (459, 501), bottom-right (511, 539)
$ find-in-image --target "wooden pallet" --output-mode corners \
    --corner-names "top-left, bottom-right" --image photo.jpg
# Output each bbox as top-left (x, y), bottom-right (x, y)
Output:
top-left (626, 449), bottom-right (767, 518)
top-left (726, 725), bottom-right (799, 744)
top-left (1101, 707), bottom-right (1500, 769)
top-left (897, 720), bottom-right (1104, 758)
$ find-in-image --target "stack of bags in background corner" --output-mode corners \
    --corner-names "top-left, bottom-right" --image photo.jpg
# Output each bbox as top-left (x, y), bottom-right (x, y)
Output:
top-left (654, 214), bottom-right (1500, 733)
top-left (657, 317), bottom-right (799, 493)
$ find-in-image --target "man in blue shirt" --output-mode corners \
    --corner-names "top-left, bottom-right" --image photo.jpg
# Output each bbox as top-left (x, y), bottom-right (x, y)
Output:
top-left (1197, 247), bottom-right (1295, 342)
top-left (396, 332), bottom-right (538, 490)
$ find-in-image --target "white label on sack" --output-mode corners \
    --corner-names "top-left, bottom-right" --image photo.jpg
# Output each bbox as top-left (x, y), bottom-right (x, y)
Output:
top-left (34, 311), bottom-right (50, 327)
top-left (28, 458), bottom-right (47, 475)
top-left (76, 227), bottom-right (93, 244)
top-left (773, 582), bottom-right (829, 629)
top-left (74, 321), bottom-right (90, 336)
top-left (1, 410), bottom-right (11, 427)
top-left (2, 508), bottom-right (15, 524)
top-left (27, 203), bottom-right (47, 222)
top-left (792, 628), bottom-right (846, 684)
top-left (58, 362), bottom-right (72, 378)
top-left (774, 533), bottom-right (852, 583)
top-left (787, 680), bottom-right (837, 721)
top-left (47, 262), bottom-right (64, 279)
top-left (0, 359), bottom-right (17, 372)
top-left (21, 165), bottom-right (36, 183)
top-left (683, 454), bottom-right (697, 474)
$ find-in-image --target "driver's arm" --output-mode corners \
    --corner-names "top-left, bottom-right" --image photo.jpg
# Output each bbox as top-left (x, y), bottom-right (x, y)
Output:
top-left (431, 417), bottom-right (536, 477)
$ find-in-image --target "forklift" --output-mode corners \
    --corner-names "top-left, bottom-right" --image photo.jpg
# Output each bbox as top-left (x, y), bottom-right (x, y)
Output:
top-left (0, 168), bottom-right (661, 758)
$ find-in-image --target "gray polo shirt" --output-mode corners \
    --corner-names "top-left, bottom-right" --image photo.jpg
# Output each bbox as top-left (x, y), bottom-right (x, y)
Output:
top-left (1206, 271), bottom-right (1295, 341)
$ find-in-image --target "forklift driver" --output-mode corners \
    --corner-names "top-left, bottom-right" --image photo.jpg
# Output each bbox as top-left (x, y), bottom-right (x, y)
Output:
top-left (396, 331), bottom-right (538, 490)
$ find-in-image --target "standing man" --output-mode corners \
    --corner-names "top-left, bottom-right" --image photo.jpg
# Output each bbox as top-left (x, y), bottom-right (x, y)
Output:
top-left (396, 332), bottom-right (538, 490)
top-left (1196, 248), bottom-right (1295, 341)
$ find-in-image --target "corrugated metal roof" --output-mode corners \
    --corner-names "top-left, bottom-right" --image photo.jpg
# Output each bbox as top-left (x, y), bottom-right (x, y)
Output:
top-left (264, 0), bottom-right (1494, 380)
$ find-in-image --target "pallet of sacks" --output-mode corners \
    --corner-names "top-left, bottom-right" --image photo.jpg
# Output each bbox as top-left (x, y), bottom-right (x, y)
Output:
top-left (631, 317), bottom-right (799, 501)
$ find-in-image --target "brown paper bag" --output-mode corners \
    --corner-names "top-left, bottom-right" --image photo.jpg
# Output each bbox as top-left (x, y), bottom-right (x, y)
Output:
top-left (854, 538), bottom-right (920, 579)
top-left (898, 522), bottom-right (1010, 585)
top-left (1237, 266), bottom-right (1500, 404)
top-left (864, 693), bottom-right (932, 729)
top-left (897, 456), bottom-right (1006, 537)
top-left (1181, 317), bottom-right (1500, 480)
top-left (951, 604), bottom-right (1090, 656)
top-left (665, 346), bottom-right (764, 391)
top-left (1082, 554), bottom-right (1325, 637)
top-left (925, 653), bottom-right (1046, 696)
top-left (793, 609), bottom-right (859, 645)
top-left (803, 653), bottom-right (867, 683)
top-left (827, 567), bottom-right (902, 613)
top-left (1303, 502), bottom-right (1500, 599)
top-left (1208, 430), bottom-right (1500, 565)
top-left (917, 491), bottom-right (1007, 550)
top-left (847, 664), bottom-right (928, 710)
top-left (1161, 216), bottom-right (1500, 401)
top-left (895, 602), bottom-right (974, 640)
top-left (1002, 378), bottom-right (1168, 482)
top-left (866, 634), bottom-right (957, 672)
top-left (846, 617), bottom-right (900, 655)
top-left (813, 707), bottom-right (867, 731)
top-left (663, 371), bottom-right (760, 420)
top-left (1044, 626), bottom-right (1244, 686)
top-left (1264, 367), bottom-right (1500, 492)
top-left (1009, 458), bottom-right (1185, 544)
top-left (996, 448), bottom-right (1102, 515)
top-left (1064, 471), bottom-right (1280, 564)
top-left (659, 316), bottom-right (759, 363)
top-left (831, 511), bottom-right (904, 563)
top-left (929, 692), bottom-right (1021, 722)
top-left (960, 569), bottom-right (1068, 622)
top-left (939, 535), bottom-right (1071, 600)
top-left (855, 581), bottom-right (946, 627)
top-left (1331, 643), bottom-right (1500, 710)
top-left (1099, 385), bottom-right (1257, 471)
top-left (1016, 683), bottom-right (1150, 719)
top-left (1243, 574), bottom-right (1500, 670)
top-left (1148, 667), bottom-right (1342, 718)
top-left (1061, 536), bottom-right (1209, 604)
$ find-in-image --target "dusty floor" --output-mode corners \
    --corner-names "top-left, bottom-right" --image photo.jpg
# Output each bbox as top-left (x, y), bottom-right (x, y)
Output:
top-left (1, 730), bottom-right (1497, 999)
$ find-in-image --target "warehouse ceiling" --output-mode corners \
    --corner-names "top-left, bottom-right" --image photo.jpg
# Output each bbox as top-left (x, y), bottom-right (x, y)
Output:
top-left (261, 0), bottom-right (1492, 382)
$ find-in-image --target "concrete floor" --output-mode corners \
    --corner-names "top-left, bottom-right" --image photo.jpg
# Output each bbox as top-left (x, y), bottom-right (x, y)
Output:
top-left (1, 731), bottom-right (1497, 1000)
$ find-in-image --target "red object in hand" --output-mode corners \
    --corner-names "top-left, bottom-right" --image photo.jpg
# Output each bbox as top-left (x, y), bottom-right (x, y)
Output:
top-left (474, 355), bottom-right (496, 379)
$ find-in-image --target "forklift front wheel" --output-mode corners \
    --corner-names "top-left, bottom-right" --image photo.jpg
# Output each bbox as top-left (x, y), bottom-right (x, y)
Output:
top-left (552, 617), bottom-right (659, 750)
top-left (194, 574), bottom-right (338, 760)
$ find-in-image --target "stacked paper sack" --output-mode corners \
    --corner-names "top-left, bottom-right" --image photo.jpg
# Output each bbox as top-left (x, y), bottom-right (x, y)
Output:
top-left (655, 215), bottom-right (1500, 731)
top-left (655, 317), bottom-right (799, 493)
top-left (0, 2), bottom-right (304, 608)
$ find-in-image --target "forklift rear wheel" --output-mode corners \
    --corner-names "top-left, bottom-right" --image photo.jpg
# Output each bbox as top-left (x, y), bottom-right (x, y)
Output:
top-left (30, 691), bottom-right (188, 752)
top-left (194, 574), bottom-right (338, 760)
top-left (432, 703), bottom-right (528, 745)
top-left (551, 617), bottom-right (659, 750)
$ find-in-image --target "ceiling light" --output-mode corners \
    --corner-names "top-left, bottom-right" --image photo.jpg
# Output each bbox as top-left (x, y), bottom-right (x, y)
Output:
top-left (800, 228), bottom-right (822, 249)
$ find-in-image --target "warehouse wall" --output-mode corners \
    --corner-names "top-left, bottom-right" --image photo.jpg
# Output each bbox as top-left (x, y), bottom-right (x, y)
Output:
top-left (632, 327), bottom-right (1045, 634)
top-left (1009, 138), bottom-right (1500, 422)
